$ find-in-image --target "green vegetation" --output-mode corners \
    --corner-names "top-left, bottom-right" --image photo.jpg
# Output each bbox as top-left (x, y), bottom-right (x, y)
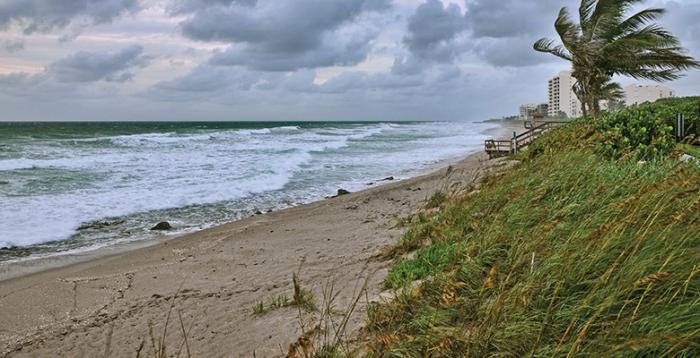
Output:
top-left (364, 99), bottom-right (700, 356)
top-left (293, 272), bottom-right (318, 312)
top-left (252, 294), bottom-right (292, 315)
top-left (534, 0), bottom-right (699, 119)
top-left (679, 144), bottom-right (700, 158)
top-left (425, 191), bottom-right (449, 209)
top-left (252, 273), bottom-right (317, 316)
top-left (593, 97), bottom-right (700, 160)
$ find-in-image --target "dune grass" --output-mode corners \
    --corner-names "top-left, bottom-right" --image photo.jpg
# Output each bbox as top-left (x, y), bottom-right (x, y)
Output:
top-left (425, 191), bottom-right (448, 209)
top-left (251, 273), bottom-right (317, 316)
top-left (365, 121), bottom-right (700, 357)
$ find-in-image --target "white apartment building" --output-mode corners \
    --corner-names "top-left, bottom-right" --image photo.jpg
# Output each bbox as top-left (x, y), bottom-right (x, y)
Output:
top-left (624, 84), bottom-right (675, 106)
top-left (519, 104), bottom-right (538, 119)
top-left (548, 70), bottom-right (581, 118)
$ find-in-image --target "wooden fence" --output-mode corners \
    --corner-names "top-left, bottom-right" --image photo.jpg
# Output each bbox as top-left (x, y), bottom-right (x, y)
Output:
top-left (485, 121), bottom-right (569, 159)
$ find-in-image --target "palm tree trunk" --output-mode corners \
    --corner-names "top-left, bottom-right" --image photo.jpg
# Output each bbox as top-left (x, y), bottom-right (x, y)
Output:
top-left (591, 99), bottom-right (601, 120)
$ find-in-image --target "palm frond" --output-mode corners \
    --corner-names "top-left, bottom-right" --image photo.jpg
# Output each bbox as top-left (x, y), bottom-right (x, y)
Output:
top-left (579, 0), bottom-right (597, 27)
top-left (533, 38), bottom-right (574, 62)
top-left (599, 80), bottom-right (624, 102)
top-left (554, 7), bottom-right (581, 42)
top-left (534, 0), bottom-right (698, 119)
top-left (613, 8), bottom-right (666, 37)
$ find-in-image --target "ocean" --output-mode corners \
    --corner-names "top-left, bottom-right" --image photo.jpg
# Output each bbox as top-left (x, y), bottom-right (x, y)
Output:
top-left (0, 121), bottom-right (496, 266)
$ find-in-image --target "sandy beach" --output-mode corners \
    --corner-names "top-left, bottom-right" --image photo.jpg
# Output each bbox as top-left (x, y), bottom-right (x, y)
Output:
top-left (0, 123), bottom-right (520, 357)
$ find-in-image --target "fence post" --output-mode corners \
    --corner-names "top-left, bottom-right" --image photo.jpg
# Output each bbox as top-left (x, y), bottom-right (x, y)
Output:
top-left (676, 113), bottom-right (686, 140)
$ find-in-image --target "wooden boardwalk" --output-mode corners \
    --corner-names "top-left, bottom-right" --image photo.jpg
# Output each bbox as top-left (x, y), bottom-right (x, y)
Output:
top-left (485, 121), bottom-right (568, 159)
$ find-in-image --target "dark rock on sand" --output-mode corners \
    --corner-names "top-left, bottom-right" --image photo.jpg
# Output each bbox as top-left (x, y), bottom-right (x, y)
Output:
top-left (337, 189), bottom-right (351, 196)
top-left (150, 222), bottom-right (172, 231)
top-left (381, 176), bottom-right (395, 181)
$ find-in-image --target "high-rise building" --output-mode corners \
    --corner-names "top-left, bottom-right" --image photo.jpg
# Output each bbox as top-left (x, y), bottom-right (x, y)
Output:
top-left (548, 71), bottom-right (581, 118)
top-left (624, 85), bottom-right (675, 106)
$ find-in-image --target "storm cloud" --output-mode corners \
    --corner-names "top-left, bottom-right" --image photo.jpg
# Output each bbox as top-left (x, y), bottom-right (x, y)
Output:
top-left (0, 0), bottom-right (141, 34)
top-left (0, 0), bottom-right (698, 122)
top-left (1, 38), bottom-right (24, 53)
top-left (404, 0), bottom-right (468, 62)
top-left (180, 0), bottom-right (391, 71)
top-left (47, 45), bottom-right (149, 83)
top-left (0, 44), bottom-right (150, 101)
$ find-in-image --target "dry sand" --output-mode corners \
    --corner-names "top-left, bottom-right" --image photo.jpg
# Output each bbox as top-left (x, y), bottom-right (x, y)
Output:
top-left (0, 123), bottom-right (521, 357)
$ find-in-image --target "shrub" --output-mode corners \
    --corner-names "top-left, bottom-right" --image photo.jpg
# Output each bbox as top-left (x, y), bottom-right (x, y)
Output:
top-left (593, 97), bottom-right (700, 160)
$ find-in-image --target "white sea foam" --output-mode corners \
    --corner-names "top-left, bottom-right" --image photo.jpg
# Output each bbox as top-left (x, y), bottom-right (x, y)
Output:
top-left (0, 121), bottom-right (494, 251)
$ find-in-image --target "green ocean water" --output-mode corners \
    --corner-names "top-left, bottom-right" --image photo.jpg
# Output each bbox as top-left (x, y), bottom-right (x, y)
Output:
top-left (0, 121), bottom-right (492, 263)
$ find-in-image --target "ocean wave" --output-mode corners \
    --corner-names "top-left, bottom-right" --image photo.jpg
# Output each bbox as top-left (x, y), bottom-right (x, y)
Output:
top-left (0, 121), bottom-right (490, 255)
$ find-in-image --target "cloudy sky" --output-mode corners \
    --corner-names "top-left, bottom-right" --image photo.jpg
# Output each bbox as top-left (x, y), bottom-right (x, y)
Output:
top-left (0, 0), bottom-right (698, 122)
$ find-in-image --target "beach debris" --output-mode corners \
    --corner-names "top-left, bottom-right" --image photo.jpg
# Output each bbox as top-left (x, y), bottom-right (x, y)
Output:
top-left (336, 188), bottom-right (351, 196)
top-left (382, 176), bottom-right (395, 181)
top-left (150, 221), bottom-right (172, 231)
top-left (680, 154), bottom-right (698, 164)
top-left (254, 210), bottom-right (263, 215)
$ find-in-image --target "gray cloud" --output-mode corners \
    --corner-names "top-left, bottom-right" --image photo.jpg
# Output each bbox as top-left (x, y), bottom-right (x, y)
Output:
top-left (1, 38), bottom-right (24, 53)
top-left (0, 45), bottom-right (150, 100)
top-left (169, 0), bottom-right (257, 14)
top-left (474, 36), bottom-right (555, 67)
top-left (403, 0), bottom-right (468, 62)
top-left (148, 57), bottom-right (465, 103)
top-left (209, 28), bottom-right (376, 71)
top-left (47, 45), bottom-right (149, 83)
top-left (1, 0), bottom-right (699, 122)
top-left (0, 0), bottom-right (141, 34)
top-left (150, 64), bottom-right (261, 99)
top-left (464, 0), bottom-right (574, 39)
top-left (180, 0), bottom-right (390, 71)
top-left (461, 0), bottom-right (578, 67)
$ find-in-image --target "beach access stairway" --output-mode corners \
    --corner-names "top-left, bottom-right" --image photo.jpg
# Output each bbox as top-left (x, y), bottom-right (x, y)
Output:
top-left (485, 121), bottom-right (569, 159)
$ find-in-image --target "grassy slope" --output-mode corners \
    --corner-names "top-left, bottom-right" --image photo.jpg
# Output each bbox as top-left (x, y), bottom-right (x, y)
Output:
top-left (364, 120), bottom-right (700, 357)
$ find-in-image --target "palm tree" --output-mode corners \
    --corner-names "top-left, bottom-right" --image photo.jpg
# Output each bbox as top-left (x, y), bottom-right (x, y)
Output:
top-left (534, 0), bottom-right (699, 119)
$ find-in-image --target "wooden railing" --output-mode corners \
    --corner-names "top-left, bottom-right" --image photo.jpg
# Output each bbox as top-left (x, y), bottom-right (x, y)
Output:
top-left (485, 121), bottom-right (569, 159)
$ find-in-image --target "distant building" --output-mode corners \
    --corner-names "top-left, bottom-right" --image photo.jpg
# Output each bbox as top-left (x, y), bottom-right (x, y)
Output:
top-left (536, 103), bottom-right (549, 116)
top-left (519, 104), bottom-right (538, 120)
top-left (520, 103), bottom-right (549, 120)
top-left (624, 84), bottom-right (675, 106)
top-left (545, 72), bottom-right (676, 118)
top-left (548, 71), bottom-right (581, 118)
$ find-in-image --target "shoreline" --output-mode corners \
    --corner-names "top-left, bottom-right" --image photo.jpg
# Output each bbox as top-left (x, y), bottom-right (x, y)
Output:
top-left (0, 122), bottom-right (521, 357)
top-left (0, 122), bottom-right (516, 282)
